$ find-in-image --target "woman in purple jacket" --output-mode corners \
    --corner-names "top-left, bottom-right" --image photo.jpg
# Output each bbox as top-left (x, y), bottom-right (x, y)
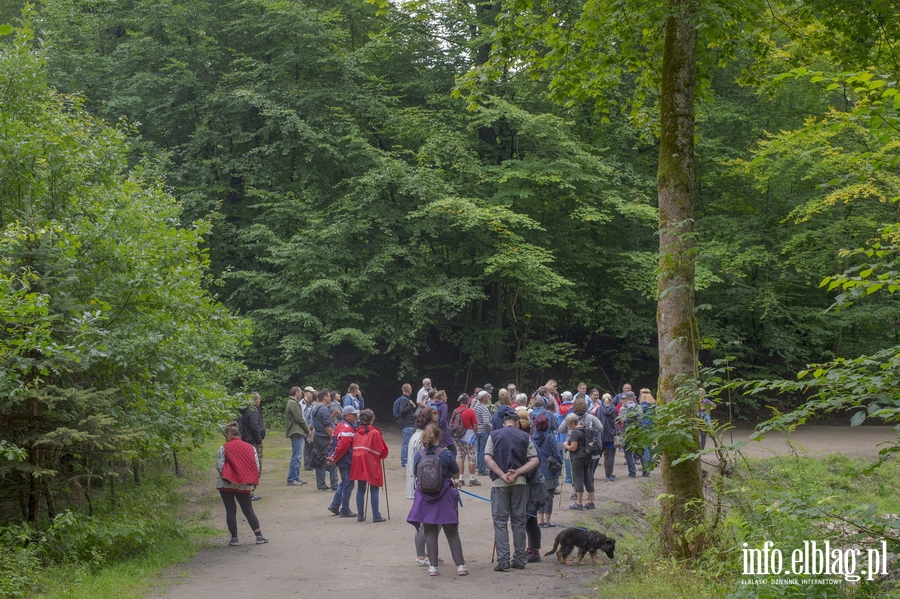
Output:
top-left (407, 424), bottom-right (467, 576)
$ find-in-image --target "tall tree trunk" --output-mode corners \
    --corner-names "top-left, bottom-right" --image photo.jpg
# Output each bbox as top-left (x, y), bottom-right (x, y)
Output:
top-left (656, 0), bottom-right (704, 558)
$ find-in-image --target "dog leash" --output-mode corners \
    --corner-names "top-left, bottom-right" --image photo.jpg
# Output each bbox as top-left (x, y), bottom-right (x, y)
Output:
top-left (457, 488), bottom-right (596, 533)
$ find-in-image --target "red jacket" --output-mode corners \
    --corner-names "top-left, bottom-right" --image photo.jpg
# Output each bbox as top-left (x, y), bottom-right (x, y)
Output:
top-left (221, 438), bottom-right (259, 485)
top-left (330, 419), bottom-right (356, 467)
top-left (350, 425), bottom-right (389, 486)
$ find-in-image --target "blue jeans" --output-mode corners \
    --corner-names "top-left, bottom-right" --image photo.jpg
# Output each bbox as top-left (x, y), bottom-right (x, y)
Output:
top-left (287, 435), bottom-right (304, 483)
top-left (329, 464), bottom-right (355, 514)
top-left (400, 427), bottom-right (414, 467)
top-left (624, 445), bottom-right (639, 476)
top-left (476, 431), bottom-right (490, 473)
top-left (356, 481), bottom-right (380, 519)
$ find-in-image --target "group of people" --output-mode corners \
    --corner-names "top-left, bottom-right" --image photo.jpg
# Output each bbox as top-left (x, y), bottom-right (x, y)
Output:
top-left (215, 377), bottom-right (672, 572)
top-left (396, 378), bottom-right (659, 575)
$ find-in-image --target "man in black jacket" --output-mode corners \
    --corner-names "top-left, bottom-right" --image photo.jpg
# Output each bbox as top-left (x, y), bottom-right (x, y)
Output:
top-left (240, 392), bottom-right (266, 500)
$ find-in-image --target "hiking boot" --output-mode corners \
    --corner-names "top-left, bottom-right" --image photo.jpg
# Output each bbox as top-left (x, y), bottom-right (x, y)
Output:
top-left (468, 479), bottom-right (481, 486)
top-left (569, 503), bottom-right (584, 511)
top-left (288, 481), bottom-right (302, 486)
top-left (357, 514), bottom-right (366, 522)
top-left (526, 549), bottom-right (541, 563)
top-left (493, 562), bottom-right (510, 572)
top-left (255, 534), bottom-right (269, 544)
top-left (373, 516), bottom-right (386, 523)
top-left (228, 537), bottom-right (239, 546)
top-left (339, 511), bottom-right (358, 518)
top-left (511, 562), bottom-right (526, 569)
top-left (327, 505), bottom-right (340, 516)
top-left (585, 502), bottom-right (596, 510)
top-left (642, 471), bottom-right (651, 477)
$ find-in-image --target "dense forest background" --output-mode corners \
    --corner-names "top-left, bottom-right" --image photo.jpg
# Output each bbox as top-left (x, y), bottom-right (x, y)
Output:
top-left (2, 0), bottom-right (900, 525)
top-left (6, 0), bottom-right (895, 409)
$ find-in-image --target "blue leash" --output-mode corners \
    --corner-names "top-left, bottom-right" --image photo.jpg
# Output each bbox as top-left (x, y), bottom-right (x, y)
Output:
top-left (456, 487), bottom-right (595, 533)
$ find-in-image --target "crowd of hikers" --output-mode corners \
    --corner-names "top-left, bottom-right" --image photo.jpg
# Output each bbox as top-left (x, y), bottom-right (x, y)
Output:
top-left (216, 378), bottom-right (707, 575)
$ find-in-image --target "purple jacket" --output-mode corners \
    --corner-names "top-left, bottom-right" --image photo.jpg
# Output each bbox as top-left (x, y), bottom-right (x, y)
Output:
top-left (432, 399), bottom-right (453, 448)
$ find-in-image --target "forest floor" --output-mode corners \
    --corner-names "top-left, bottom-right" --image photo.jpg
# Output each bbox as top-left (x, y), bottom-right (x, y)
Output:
top-left (149, 425), bottom-right (895, 599)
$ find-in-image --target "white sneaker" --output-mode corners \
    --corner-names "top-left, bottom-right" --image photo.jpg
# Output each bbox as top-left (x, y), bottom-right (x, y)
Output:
top-left (428, 565), bottom-right (439, 576)
top-left (414, 557), bottom-right (430, 567)
top-left (457, 563), bottom-right (468, 576)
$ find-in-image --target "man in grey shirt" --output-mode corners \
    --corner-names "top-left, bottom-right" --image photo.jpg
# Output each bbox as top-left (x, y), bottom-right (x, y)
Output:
top-left (311, 389), bottom-right (338, 491)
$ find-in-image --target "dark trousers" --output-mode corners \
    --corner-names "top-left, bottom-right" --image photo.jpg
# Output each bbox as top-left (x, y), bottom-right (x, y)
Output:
top-left (526, 514), bottom-right (541, 550)
top-left (219, 490), bottom-right (259, 537)
top-left (330, 464), bottom-right (354, 514)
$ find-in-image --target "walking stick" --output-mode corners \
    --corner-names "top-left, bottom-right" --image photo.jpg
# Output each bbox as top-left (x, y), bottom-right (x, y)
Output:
top-left (364, 481), bottom-right (369, 520)
top-left (382, 460), bottom-right (391, 520)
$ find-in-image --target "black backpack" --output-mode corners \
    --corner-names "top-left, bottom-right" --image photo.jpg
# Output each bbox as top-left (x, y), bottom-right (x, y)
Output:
top-left (580, 416), bottom-right (602, 455)
top-left (416, 448), bottom-right (443, 494)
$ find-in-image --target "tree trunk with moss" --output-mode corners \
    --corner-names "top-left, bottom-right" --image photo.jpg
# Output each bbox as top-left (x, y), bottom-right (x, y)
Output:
top-left (656, 0), bottom-right (705, 557)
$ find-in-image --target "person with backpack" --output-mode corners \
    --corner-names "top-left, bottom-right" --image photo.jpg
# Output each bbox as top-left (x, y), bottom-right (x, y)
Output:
top-left (450, 394), bottom-right (481, 487)
top-left (407, 424), bottom-right (468, 577)
top-left (394, 383), bottom-right (416, 468)
top-left (531, 414), bottom-right (562, 528)
top-left (406, 407), bottom-right (438, 568)
top-left (616, 391), bottom-right (644, 477)
top-left (561, 413), bottom-right (595, 511)
top-left (561, 397), bottom-right (603, 508)
top-left (639, 388), bottom-right (656, 476)
top-left (592, 391), bottom-right (619, 482)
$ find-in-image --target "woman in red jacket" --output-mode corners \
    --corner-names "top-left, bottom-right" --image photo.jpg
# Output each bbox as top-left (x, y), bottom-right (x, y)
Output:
top-left (217, 421), bottom-right (268, 546)
top-left (350, 409), bottom-right (390, 522)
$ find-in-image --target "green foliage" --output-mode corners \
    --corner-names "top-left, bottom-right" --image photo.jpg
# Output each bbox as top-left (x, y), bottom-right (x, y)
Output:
top-left (0, 11), bottom-right (249, 523)
top-left (0, 544), bottom-right (38, 599)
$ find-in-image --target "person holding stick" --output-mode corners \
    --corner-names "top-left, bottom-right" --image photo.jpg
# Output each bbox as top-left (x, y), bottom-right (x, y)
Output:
top-left (350, 409), bottom-right (389, 522)
top-left (407, 424), bottom-right (468, 576)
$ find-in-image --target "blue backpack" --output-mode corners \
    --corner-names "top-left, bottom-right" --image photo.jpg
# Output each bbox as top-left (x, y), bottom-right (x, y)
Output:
top-left (393, 395), bottom-right (406, 419)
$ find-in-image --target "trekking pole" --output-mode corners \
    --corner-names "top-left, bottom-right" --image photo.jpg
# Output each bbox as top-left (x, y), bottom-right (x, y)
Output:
top-left (382, 460), bottom-right (390, 520)
top-left (364, 482), bottom-right (370, 520)
top-left (491, 542), bottom-right (496, 563)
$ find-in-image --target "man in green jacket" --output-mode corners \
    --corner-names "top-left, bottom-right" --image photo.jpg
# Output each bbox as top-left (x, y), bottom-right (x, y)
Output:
top-left (285, 386), bottom-right (311, 486)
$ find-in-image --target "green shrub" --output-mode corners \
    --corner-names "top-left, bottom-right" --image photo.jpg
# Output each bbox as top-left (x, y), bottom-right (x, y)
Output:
top-left (0, 544), bottom-right (38, 599)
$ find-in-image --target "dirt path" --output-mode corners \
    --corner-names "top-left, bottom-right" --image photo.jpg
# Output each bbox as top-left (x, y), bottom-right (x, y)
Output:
top-left (151, 425), bottom-right (895, 599)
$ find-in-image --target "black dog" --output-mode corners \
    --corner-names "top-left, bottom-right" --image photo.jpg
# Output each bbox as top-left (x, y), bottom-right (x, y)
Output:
top-left (543, 528), bottom-right (616, 566)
